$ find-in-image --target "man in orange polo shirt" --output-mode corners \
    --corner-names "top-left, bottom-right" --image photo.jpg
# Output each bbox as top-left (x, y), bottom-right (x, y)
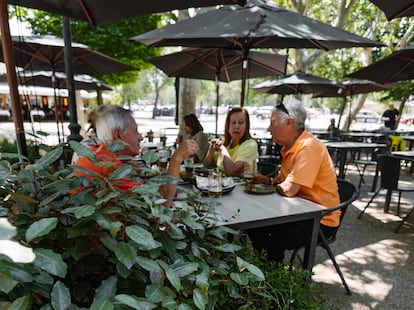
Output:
top-left (249, 98), bottom-right (339, 262)
top-left (73, 105), bottom-right (197, 207)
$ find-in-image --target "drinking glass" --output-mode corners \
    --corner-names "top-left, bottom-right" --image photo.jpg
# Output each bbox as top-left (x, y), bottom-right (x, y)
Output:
top-left (208, 170), bottom-right (222, 198)
top-left (243, 161), bottom-right (255, 188)
top-left (184, 156), bottom-right (194, 177)
top-left (158, 149), bottom-right (169, 172)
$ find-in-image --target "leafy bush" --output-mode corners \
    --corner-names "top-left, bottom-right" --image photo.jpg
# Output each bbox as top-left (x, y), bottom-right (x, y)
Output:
top-left (0, 138), bottom-right (41, 163)
top-left (0, 141), bottom-right (328, 309)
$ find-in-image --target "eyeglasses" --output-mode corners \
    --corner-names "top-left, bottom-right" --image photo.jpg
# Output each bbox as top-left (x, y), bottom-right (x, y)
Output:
top-left (275, 102), bottom-right (289, 116)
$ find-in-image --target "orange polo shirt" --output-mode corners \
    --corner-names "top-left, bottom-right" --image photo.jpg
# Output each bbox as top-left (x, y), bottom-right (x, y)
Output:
top-left (278, 130), bottom-right (340, 227)
top-left (73, 144), bottom-right (142, 193)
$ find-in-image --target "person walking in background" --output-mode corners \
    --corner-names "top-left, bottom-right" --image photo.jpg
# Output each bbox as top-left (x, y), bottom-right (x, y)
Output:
top-left (176, 113), bottom-right (208, 163)
top-left (382, 103), bottom-right (399, 130)
top-left (248, 98), bottom-right (339, 263)
top-left (203, 107), bottom-right (257, 176)
top-left (327, 118), bottom-right (340, 140)
top-left (73, 105), bottom-right (197, 207)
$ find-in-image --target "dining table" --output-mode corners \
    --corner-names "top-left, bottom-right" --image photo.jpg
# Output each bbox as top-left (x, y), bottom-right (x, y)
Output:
top-left (324, 141), bottom-right (387, 179)
top-left (399, 135), bottom-right (414, 150)
top-left (392, 150), bottom-right (414, 173)
top-left (177, 183), bottom-right (325, 273)
top-left (339, 131), bottom-right (388, 143)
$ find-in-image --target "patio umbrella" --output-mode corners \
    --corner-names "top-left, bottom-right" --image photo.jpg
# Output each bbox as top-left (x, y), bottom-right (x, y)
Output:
top-left (149, 47), bottom-right (287, 134)
top-left (368, 0), bottom-right (414, 20)
top-left (1, 0), bottom-right (245, 157)
top-left (131, 0), bottom-right (384, 106)
top-left (2, 70), bottom-right (113, 91)
top-left (0, 35), bottom-right (137, 77)
top-left (0, 34), bottom-right (136, 146)
top-left (8, 0), bottom-right (246, 26)
top-left (313, 79), bottom-right (394, 129)
top-left (348, 45), bottom-right (414, 84)
top-left (0, 70), bottom-right (112, 142)
top-left (252, 71), bottom-right (341, 96)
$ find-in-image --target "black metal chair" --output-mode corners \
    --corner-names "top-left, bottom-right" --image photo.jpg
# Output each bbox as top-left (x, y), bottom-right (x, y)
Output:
top-left (358, 154), bottom-right (414, 233)
top-left (257, 162), bottom-right (279, 177)
top-left (290, 179), bottom-right (359, 295)
top-left (351, 135), bottom-right (391, 190)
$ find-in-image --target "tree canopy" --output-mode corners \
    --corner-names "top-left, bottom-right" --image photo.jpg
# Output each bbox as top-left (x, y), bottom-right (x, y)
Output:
top-left (19, 8), bottom-right (161, 85)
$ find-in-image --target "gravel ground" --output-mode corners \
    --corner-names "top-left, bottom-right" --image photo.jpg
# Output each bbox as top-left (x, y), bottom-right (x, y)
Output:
top-left (308, 165), bottom-right (414, 310)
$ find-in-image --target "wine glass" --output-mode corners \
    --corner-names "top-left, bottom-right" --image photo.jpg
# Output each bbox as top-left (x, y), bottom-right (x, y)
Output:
top-left (243, 161), bottom-right (255, 188)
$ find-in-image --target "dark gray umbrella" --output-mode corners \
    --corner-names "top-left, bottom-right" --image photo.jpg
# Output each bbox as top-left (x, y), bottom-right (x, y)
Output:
top-left (348, 45), bottom-right (414, 84)
top-left (7, 70), bottom-right (113, 91)
top-left (252, 71), bottom-right (341, 95)
top-left (149, 47), bottom-right (287, 134)
top-left (313, 79), bottom-right (394, 129)
top-left (368, 0), bottom-right (414, 20)
top-left (1, 35), bottom-right (137, 76)
top-left (1, 0), bottom-right (245, 157)
top-left (0, 34), bottom-right (132, 145)
top-left (132, 0), bottom-right (383, 50)
top-left (0, 70), bottom-right (112, 142)
top-left (8, 0), bottom-right (246, 26)
top-left (132, 0), bottom-right (384, 105)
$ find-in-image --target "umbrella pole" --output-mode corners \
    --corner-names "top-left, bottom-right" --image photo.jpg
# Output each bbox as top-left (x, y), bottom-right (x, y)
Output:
top-left (215, 77), bottom-right (219, 137)
top-left (0, 1), bottom-right (28, 157)
top-left (63, 16), bottom-right (82, 143)
top-left (240, 58), bottom-right (248, 107)
top-left (51, 74), bottom-right (62, 143)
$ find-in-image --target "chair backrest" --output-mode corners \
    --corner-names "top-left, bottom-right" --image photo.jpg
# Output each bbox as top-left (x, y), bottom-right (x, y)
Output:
top-left (378, 155), bottom-right (401, 190)
top-left (336, 178), bottom-right (359, 222)
top-left (257, 162), bottom-right (279, 177)
top-left (320, 179), bottom-right (358, 243)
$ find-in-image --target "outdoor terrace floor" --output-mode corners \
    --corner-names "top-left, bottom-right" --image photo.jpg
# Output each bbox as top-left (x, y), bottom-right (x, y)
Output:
top-left (308, 164), bottom-right (414, 309)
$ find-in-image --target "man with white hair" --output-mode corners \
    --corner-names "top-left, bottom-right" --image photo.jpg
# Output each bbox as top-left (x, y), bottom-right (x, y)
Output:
top-left (74, 105), bottom-right (197, 207)
top-left (249, 98), bottom-right (340, 262)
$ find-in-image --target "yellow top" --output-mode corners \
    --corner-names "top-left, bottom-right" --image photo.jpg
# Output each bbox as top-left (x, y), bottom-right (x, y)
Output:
top-left (215, 138), bottom-right (257, 172)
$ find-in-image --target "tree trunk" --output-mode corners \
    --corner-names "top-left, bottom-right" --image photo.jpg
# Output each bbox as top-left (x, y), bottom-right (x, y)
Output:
top-left (395, 85), bottom-right (412, 130)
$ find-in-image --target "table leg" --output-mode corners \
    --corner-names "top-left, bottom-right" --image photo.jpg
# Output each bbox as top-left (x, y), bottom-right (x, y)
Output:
top-left (370, 164), bottom-right (380, 192)
top-left (302, 217), bottom-right (320, 273)
top-left (338, 149), bottom-right (347, 179)
top-left (384, 190), bottom-right (392, 213)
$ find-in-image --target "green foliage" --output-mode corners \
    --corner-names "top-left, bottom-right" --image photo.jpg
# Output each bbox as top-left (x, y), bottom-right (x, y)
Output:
top-left (0, 142), bottom-right (328, 309)
top-left (0, 139), bottom-right (40, 163)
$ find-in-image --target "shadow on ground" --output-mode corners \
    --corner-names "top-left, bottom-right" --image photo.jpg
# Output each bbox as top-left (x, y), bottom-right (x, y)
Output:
top-left (308, 165), bottom-right (414, 309)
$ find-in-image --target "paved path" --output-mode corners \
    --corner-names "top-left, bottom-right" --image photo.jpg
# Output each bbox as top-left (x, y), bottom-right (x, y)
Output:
top-left (309, 166), bottom-right (414, 310)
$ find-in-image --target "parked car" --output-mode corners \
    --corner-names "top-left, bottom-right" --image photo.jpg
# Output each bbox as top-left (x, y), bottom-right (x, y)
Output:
top-left (355, 110), bottom-right (381, 123)
top-left (255, 106), bottom-right (274, 119)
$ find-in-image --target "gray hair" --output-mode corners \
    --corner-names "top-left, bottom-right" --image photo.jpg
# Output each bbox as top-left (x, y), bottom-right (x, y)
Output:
top-left (274, 98), bottom-right (307, 131)
top-left (90, 105), bottom-right (134, 143)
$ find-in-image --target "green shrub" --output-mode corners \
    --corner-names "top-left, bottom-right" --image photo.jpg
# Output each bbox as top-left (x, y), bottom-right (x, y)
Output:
top-left (0, 141), bottom-right (328, 309)
top-left (0, 138), bottom-right (41, 163)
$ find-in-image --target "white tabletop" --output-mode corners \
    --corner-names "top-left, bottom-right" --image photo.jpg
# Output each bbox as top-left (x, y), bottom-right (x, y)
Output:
top-left (392, 151), bottom-right (414, 158)
top-left (212, 185), bottom-right (325, 230)
top-left (324, 141), bottom-right (386, 149)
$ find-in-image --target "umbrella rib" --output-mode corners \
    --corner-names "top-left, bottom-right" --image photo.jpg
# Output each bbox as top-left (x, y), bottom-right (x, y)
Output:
top-left (79, 0), bottom-right (95, 25)
top-left (308, 39), bottom-right (330, 51)
top-left (394, 3), bottom-right (414, 18)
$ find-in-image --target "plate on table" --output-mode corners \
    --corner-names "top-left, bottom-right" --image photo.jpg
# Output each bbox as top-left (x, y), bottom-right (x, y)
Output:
top-left (245, 184), bottom-right (275, 195)
top-left (198, 185), bottom-right (236, 196)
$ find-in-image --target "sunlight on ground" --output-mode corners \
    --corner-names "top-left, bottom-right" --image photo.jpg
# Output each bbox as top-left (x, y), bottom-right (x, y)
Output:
top-left (313, 239), bottom-right (408, 308)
